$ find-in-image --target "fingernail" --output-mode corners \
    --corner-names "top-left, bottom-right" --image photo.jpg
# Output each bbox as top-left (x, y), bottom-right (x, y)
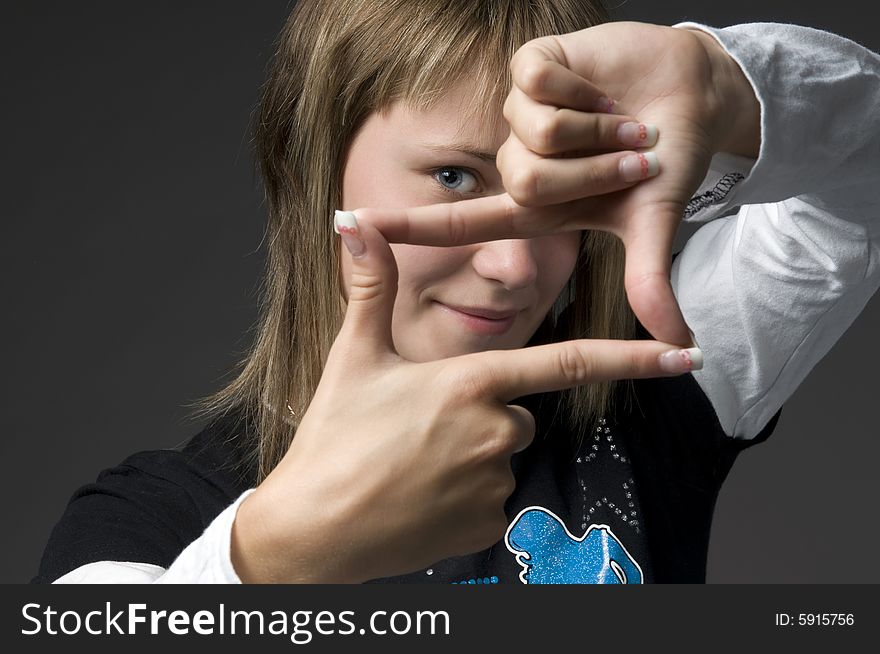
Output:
top-left (620, 152), bottom-right (660, 183)
top-left (595, 96), bottom-right (616, 113)
top-left (334, 210), bottom-right (366, 258)
top-left (659, 347), bottom-right (704, 374)
top-left (617, 122), bottom-right (659, 148)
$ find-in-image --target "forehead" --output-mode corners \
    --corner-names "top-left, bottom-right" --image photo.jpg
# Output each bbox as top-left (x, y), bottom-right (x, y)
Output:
top-left (387, 79), bottom-right (509, 146)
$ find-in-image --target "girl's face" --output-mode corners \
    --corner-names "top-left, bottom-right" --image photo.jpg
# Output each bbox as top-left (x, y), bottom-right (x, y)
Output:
top-left (340, 80), bottom-right (580, 362)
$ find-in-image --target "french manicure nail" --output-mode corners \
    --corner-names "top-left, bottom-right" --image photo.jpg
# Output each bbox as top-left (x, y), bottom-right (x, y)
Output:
top-left (617, 122), bottom-right (659, 148)
top-left (620, 152), bottom-right (660, 183)
top-left (334, 210), bottom-right (366, 258)
top-left (659, 347), bottom-right (704, 374)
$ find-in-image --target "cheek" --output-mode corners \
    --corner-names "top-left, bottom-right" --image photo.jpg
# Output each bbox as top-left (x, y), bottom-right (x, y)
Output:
top-left (536, 232), bottom-right (581, 291)
top-left (339, 244), bottom-right (463, 303)
top-left (387, 244), bottom-right (421, 284)
top-left (389, 244), bottom-right (465, 288)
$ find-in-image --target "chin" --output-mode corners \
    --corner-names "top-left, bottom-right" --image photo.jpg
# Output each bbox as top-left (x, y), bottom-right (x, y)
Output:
top-left (407, 339), bottom-right (522, 363)
top-left (397, 345), bottom-right (459, 363)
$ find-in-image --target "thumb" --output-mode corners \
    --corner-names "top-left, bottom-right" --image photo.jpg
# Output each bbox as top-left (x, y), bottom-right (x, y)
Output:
top-left (334, 210), bottom-right (399, 358)
top-left (621, 204), bottom-right (692, 347)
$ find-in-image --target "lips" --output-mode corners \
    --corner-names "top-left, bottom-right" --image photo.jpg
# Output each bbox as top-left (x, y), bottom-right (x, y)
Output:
top-left (434, 301), bottom-right (520, 336)
top-left (439, 303), bottom-right (519, 320)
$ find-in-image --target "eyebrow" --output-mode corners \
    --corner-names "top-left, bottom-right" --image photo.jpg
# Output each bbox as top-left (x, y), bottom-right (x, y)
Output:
top-left (418, 141), bottom-right (497, 163)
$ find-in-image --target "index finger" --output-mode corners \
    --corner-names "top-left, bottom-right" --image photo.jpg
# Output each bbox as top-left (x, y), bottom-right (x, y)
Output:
top-left (468, 338), bottom-right (702, 402)
top-left (352, 194), bottom-right (593, 247)
top-left (510, 37), bottom-right (613, 112)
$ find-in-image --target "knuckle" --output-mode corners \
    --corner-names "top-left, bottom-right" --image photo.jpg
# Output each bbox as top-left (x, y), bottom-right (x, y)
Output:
top-left (502, 94), bottom-right (515, 123)
top-left (529, 114), bottom-right (560, 153)
top-left (600, 115), bottom-right (622, 146)
top-left (495, 418), bottom-right (519, 451)
top-left (608, 346), bottom-right (641, 381)
top-left (625, 270), bottom-right (666, 292)
top-left (495, 421), bottom-right (521, 454)
top-left (471, 422), bottom-right (517, 466)
top-left (581, 112), bottom-right (603, 140)
top-left (440, 365), bottom-right (491, 399)
top-left (477, 430), bottom-right (510, 463)
top-left (580, 161), bottom-right (611, 192)
top-left (446, 201), bottom-right (469, 247)
top-left (557, 345), bottom-right (595, 385)
top-left (348, 270), bottom-right (385, 303)
top-left (626, 348), bottom-right (645, 378)
top-left (519, 61), bottom-right (551, 96)
top-left (495, 139), bottom-right (507, 171)
top-left (507, 167), bottom-right (541, 207)
top-left (476, 409), bottom-right (534, 463)
top-left (500, 193), bottom-right (521, 227)
top-left (509, 46), bottom-right (527, 75)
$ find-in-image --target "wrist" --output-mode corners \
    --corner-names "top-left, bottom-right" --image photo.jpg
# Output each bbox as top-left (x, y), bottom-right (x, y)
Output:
top-left (231, 481), bottom-right (365, 584)
top-left (688, 27), bottom-right (761, 159)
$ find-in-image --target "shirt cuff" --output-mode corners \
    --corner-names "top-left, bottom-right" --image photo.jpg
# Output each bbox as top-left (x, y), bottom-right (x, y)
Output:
top-left (155, 488), bottom-right (257, 584)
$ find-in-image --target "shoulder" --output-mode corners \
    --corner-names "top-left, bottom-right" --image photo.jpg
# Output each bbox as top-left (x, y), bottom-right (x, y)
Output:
top-left (32, 410), bottom-right (258, 584)
top-left (116, 409), bottom-right (258, 499)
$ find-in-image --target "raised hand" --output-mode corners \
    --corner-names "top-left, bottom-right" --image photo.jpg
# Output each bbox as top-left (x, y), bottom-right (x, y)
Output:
top-left (231, 213), bottom-right (702, 584)
top-left (356, 23), bottom-right (760, 347)
top-left (499, 22), bottom-right (761, 345)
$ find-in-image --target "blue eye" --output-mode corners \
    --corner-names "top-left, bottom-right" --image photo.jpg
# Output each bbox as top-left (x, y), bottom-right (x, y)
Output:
top-left (432, 167), bottom-right (480, 196)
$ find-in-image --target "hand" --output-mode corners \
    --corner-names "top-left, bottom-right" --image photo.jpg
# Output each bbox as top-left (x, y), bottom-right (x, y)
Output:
top-left (359, 23), bottom-right (759, 347)
top-left (498, 21), bottom-right (760, 345)
top-left (231, 214), bottom-right (701, 583)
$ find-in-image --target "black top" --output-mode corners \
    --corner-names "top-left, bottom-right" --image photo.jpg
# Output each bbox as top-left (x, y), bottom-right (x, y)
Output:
top-left (32, 368), bottom-right (779, 584)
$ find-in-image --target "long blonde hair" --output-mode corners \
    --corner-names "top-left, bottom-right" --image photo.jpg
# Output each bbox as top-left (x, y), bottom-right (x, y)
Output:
top-left (188, 0), bottom-right (636, 482)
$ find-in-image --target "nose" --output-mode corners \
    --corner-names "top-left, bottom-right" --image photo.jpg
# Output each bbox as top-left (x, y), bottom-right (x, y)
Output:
top-left (471, 238), bottom-right (538, 291)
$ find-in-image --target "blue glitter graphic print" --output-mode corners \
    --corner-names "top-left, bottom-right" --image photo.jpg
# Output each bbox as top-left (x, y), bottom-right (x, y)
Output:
top-left (504, 507), bottom-right (643, 584)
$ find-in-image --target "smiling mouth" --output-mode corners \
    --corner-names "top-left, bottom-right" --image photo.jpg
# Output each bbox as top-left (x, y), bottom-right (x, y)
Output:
top-left (434, 301), bottom-right (518, 336)
top-left (439, 302), bottom-right (519, 320)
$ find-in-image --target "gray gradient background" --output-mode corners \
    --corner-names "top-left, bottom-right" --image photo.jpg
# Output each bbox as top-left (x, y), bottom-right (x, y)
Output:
top-left (3, 1), bottom-right (878, 584)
